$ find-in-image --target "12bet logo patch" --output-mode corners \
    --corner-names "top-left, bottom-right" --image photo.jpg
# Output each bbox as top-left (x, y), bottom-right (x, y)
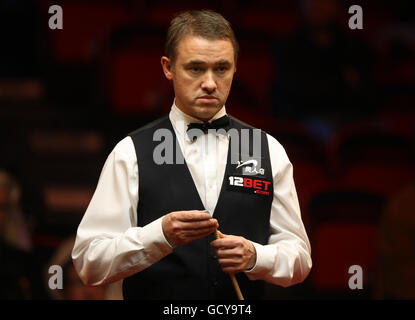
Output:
top-left (226, 175), bottom-right (271, 196)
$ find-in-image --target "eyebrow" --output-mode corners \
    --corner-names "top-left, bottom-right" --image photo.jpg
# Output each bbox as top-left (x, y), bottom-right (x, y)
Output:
top-left (184, 60), bottom-right (232, 67)
top-left (216, 60), bottom-right (232, 66)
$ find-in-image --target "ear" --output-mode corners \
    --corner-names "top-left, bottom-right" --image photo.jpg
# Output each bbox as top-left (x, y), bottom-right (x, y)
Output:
top-left (161, 56), bottom-right (174, 80)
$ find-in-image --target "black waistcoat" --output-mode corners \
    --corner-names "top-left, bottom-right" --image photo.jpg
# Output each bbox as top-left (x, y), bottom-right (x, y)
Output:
top-left (123, 115), bottom-right (274, 300)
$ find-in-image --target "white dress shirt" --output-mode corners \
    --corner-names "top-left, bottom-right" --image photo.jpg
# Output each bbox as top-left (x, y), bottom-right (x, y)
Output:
top-left (72, 101), bottom-right (312, 299)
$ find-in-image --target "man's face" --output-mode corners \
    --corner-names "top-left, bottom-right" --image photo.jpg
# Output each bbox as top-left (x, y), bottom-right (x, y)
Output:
top-left (161, 35), bottom-right (236, 121)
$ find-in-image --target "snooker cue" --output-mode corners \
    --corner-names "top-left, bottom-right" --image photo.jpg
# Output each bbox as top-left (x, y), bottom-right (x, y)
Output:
top-left (214, 229), bottom-right (245, 300)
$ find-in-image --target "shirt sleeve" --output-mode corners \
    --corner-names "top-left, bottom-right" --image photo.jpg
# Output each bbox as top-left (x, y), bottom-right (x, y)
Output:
top-left (244, 134), bottom-right (312, 287)
top-left (72, 137), bottom-right (173, 286)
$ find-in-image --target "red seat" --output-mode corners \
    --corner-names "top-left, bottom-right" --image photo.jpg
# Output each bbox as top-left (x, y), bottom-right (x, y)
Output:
top-left (308, 190), bottom-right (386, 294)
top-left (108, 48), bottom-right (172, 114)
top-left (339, 164), bottom-right (415, 197)
top-left (328, 123), bottom-right (415, 196)
top-left (294, 162), bottom-right (329, 230)
top-left (147, 1), bottom-right (212, 28)
top-left (378, 103), bottom-right (415, 136)
top-left (312, 223), bottom-right (378, 290)
top-left (45, 2), bottom-right (130, 63)
top-left (236, 10), bottom-right (299, 37)
top-left (233, 50), bottom-right (275, 113)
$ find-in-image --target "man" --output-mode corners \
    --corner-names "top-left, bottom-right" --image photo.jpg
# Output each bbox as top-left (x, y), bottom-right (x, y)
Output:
top-left (72, 10), bottom-right (312, 300)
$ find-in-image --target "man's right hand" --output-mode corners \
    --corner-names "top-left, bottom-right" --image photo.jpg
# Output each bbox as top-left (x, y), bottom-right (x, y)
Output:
top-left (162, 210), bottom-right (218, 247)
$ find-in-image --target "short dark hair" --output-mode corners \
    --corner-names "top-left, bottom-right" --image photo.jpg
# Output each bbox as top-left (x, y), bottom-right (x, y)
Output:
top-left (165, 10), bottom-right (239, 65)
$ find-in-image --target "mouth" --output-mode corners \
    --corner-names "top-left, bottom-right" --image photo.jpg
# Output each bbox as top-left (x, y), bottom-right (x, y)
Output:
top-left (198, 95), bottom-right (217, 100)
top-left (197, 96), bottom-right (218, 105)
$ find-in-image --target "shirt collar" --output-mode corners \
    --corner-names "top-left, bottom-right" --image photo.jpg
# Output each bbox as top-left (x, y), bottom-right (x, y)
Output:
top-left (169, 99), bottom-right (227, 143)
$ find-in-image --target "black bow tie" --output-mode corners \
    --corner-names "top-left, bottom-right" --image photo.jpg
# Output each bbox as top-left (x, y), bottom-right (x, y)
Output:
top-left (187, 115), bottom-right (230, 141)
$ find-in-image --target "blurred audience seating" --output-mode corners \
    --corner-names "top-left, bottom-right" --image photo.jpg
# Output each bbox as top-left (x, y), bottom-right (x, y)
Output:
top-left (234, 38), bottom-right (275, 114)
top-left (375, 181), bottom-right (415, 299)
top-left (41, 0), bottom-right (131, 63)
top-left (26, 129), bottom-right (105, 231)
top-left (106, 47), bottom-right (171, 115)
top-left (308, 190), bottom-right (386, 298)
top-left (328, 123), bottom-right (415, 196)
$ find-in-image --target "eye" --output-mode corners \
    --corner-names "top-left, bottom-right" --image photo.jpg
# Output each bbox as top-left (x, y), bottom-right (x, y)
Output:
top-left (216, 66), bottom-right (228, 73)
top-left (190, 67), bottom-right (202, 73)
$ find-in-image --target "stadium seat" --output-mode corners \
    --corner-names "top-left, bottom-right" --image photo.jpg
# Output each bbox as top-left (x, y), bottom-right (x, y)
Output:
top-left (26, 128), bottom-right (106, 227)
top-left (44, 1), bottom-right (131, 63)
top-left (107, 47), bottom-right (172, 114)
top-left (308, 190), bottom-right (386, 298)
top-left (328, 123), bottom-right (415, 196)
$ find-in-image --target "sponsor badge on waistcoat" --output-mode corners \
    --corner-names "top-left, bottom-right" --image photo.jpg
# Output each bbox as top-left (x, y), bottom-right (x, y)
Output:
top-left (226, 158), bottom-right (272, 196)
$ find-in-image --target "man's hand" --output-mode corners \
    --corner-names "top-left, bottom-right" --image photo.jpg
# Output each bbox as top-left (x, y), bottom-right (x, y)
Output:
top-left (162, 210), bottom-right (218, 247)
top-left (210, 231), bottom-right (257, 274)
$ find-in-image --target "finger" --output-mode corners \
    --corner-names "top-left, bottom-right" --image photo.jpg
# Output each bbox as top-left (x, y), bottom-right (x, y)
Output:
top-left (217, 258), bottom-right (240, 269)
top-left (215, 247), bottom-right (243, 259)
top-left (185, 228), bottom-right (217, 243)
top-left (217, 258), bottom-right (245, 274)
top-left (210, 237), bottom-right (240, 249)
top-left (181, 225), bottom-right (219, 237)
top-left (175, 210), bottom-right (212, 222)
top-left (221, 266), bottom-right (243, 274)
top-left (179, 218), bottom-right (218, 230)
top-left (172, 224), bottom-right (218, 246)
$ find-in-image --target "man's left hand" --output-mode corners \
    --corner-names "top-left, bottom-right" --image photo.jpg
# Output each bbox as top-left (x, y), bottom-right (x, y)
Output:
top-left (210, 231), bottom-right (256, 274)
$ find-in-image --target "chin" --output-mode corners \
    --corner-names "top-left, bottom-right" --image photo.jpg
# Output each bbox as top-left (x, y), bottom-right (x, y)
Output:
top-left (194, 104), bottom-right (222, 120)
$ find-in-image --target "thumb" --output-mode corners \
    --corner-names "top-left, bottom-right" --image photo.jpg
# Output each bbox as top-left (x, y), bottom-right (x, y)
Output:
top-left (215, 230), bottom-right (226, 239)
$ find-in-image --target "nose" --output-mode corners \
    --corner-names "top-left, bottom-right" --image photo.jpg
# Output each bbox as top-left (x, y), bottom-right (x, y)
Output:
top-left (201, 70), bottom-right (217, 94)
